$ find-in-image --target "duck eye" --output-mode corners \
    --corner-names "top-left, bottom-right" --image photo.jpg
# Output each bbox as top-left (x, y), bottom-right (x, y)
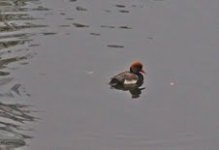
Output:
top-left (138, 66), bottom-right (142, 70)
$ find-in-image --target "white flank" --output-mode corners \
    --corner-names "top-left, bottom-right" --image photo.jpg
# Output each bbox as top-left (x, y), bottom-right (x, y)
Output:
top-left (124, 79), bottom-right (137, 85)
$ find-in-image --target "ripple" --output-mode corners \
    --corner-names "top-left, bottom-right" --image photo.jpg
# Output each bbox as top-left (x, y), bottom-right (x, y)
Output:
top-left (119, 10), bottom-right (130, 13)
top-left (0, 0), bottom-right (53, 149)
top-left (76, 6), bottom-right (87, 12)
top-left (107, 44), bottom-right (124, 48)
top-left (115, 4), bottom-right (126, 8)
top-left (90, 33), bottom-right (101, 36)
top-left (100, 25), bottom-right (115, 29)
top-left (119, 26), bottom-right (132, 29)
top-left (100, 25), bottom-right (132, 29)
top-left (73, 22), bottom-right (89, 28)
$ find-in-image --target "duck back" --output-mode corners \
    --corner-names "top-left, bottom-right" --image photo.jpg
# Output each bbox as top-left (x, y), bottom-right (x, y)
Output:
top-left (109, 71), bottom-right (129, 87)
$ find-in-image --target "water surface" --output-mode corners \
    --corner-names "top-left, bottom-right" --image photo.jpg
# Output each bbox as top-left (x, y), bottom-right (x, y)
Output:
top-left (0, 0), bottom-right (53, 149)
top-left (2, 0), bottom-right (219, 149)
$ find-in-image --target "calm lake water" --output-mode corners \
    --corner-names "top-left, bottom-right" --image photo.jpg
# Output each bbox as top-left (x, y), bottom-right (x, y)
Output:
top-left (1, 0), bottom-right (219, 149)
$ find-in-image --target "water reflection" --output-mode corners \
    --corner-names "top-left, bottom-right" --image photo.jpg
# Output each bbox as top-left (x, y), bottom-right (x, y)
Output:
top-left (110, 85), bottom-right (145, 99)
top-left (89, 32), bottom-right (101, 36)
top-left (118, 10), bottom-right (129, 13)
top-left (73, 22), bottom-right (89, 28)
top-left (75, 6), bottom-right (87, 12)
top-left (107, 44), bottom-right (124, 48)
top-left (0, 0), bottom-right (51, 149)
top-left (115, 4), bottom-right (126, 8)
top-left (0, 102), bottom-right (35, 149)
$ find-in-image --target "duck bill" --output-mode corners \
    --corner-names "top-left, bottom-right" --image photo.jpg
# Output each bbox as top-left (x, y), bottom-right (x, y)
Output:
top-left (140, 70), bottom-right (146, 74)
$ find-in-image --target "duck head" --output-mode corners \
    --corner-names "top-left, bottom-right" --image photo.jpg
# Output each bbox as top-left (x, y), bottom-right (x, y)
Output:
top-left (130, 61), bottom-right (145, 74)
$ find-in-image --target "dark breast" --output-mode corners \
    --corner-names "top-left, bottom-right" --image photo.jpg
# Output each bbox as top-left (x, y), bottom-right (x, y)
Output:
top-left (135, 73), bottom-right (144, 86)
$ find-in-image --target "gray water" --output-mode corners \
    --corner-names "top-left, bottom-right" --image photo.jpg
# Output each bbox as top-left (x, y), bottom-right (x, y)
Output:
top-left (1, 0), bottom-right (219, 149)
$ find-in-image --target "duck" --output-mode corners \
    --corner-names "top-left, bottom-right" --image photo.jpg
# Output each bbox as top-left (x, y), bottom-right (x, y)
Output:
top-left (109, 61), bottom-right (146, 89)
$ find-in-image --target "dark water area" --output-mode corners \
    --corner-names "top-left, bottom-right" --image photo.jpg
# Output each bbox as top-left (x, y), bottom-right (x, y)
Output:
top-left (0, 0), bottom-right (54, 149)
top-left (1, 0), bottom-right (219, 149)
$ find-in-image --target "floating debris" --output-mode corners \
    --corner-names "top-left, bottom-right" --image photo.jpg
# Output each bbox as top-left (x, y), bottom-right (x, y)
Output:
top-left (69, 0), bottom-right (77, 2)
top-left (169, 82), bottom-right (175, 86)
top-left (73, 23), bottom-right (89, 28)
top-left (107, 45), bottom-right (124, 48)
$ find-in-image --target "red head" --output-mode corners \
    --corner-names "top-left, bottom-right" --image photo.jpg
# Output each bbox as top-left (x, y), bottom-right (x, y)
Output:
top-left (130, 61), bottom-right (146, 74)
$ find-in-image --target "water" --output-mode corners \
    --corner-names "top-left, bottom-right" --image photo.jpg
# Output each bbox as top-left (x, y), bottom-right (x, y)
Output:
top-left (0, 0), bottom-right (53, 149)
top-left (1, 0), bottom-right (219, 149)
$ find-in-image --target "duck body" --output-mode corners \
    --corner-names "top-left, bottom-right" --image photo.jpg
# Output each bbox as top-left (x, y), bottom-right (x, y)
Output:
top-left (109, 71), bottom-right (144, 89)
top-left (109, 61), bottom-right (145, 90)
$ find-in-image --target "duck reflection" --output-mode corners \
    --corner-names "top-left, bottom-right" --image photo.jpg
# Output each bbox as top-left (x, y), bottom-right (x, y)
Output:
top-left (110, 84), bottom-right (145, 98)
top-left (129, 87), bottom-right (145, 98)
